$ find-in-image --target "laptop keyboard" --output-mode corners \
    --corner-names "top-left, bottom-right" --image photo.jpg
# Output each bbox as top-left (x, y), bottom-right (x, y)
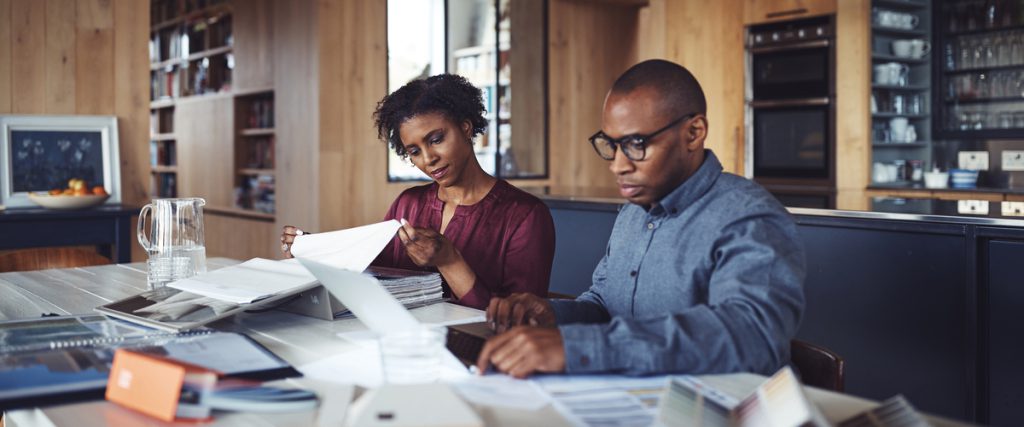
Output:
top-left (445, 322), bottom-right (494, 367)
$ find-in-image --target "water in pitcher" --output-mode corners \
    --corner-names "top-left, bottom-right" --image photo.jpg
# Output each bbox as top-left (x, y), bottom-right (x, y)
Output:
top-left (147, 247), bottom-right (208, 289)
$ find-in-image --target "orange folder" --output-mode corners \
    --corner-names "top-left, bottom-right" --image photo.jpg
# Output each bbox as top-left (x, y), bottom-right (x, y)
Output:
top-left (105, 349), bottom-right (219, 422)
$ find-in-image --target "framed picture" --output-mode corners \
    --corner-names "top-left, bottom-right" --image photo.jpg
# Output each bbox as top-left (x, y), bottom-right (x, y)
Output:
top-left (0, 115), bottom-right (121, 208)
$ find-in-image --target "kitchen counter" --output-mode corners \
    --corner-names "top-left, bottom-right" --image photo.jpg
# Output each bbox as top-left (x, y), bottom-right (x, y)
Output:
top-left (524, 186), bottom-right (1024, 228)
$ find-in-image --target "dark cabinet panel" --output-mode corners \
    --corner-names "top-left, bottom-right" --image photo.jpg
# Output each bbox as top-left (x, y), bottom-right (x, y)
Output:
top-left (548, 206), bottom-right (617, 296)
top-left (796, 223), bottom-right (971, 421)
top-left (987, 239), bottom-right (1024, 427)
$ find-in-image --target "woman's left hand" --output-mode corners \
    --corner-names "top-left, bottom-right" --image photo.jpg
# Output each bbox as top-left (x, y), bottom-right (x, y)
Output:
top-left (398, 221), bottom-right (457, 267)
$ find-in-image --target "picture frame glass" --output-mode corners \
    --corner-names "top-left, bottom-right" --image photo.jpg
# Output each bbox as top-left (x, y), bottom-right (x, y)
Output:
top-left (9, 130), bottom-right (106, 193)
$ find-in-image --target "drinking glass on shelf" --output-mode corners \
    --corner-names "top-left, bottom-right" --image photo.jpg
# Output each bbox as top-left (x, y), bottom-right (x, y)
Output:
top-left (982, 36), bottom-right (995, 67)
top-left (1014, 32), bottom-right (1024, 65)
top-left (999, 111), bottom-right (1014, 128)
top-left (995, 34), bottom-right (1011, 66)
top-left (977, 73), bottom-right (991, 99)
top-left (957, 37), bottom-right (972, 70)
top-left (1015, 111), bottom-right (1024, 128)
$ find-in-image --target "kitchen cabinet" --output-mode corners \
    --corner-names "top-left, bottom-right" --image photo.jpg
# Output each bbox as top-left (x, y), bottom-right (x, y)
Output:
top-left (743, 0), bottom-right (837, 25)
top-left (985, 237), bottom-right (1024, 426)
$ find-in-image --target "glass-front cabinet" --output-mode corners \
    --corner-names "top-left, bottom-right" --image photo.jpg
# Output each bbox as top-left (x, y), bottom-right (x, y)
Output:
top-left (386, 0), bottom-right (547, 181)
top-left (937, 0), bottom-right (1024, 139)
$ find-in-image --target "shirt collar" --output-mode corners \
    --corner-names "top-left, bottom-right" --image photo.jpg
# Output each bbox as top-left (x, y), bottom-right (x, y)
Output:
top-left (650, 149), bottom-right (722, 216)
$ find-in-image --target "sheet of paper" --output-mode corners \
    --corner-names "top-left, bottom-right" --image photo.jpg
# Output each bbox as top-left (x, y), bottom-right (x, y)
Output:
top-left (168, 258), bottom-right (317, 304)
top-left (531, 375), bottom-right (670, 427)
top-left (297, 346), bottom-right (469, 389)
top-left (291, 220), bottom-right (402, 272)
top-left (450, 375), bottom-right (551, 411)
top-left (297, 258), bottom-right (420, 335)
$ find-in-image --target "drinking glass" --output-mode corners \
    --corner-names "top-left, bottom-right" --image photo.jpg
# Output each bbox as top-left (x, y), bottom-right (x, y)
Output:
top-left (379, 326), bottom-right (448, 384)
top-left (137, 198), bottom-right (207, 289)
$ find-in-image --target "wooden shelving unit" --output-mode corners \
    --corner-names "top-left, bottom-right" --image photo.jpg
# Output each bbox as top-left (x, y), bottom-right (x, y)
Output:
top-left (233, 90), bottom-right (275, 215)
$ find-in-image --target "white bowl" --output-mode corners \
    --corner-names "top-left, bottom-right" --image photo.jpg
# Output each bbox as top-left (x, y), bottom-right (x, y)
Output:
top-left (28, 193), bottom-right (110, 210)
top-left (923, 172), bottom-right (948, 189)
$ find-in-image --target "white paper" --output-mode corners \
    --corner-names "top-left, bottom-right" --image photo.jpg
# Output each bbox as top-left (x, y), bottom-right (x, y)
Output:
top-left (297, 346), bottom-right (470, 389)
top-left (291, 220), bottom-right (403, 272)
top-left (451, 375), bottom-right (551, 411)
top-left (297, 258), bottom-right (420, 335)
top-left (168, 258), bottom-right (317, 304)
top-left (532, 375), bottom-right (669, 427)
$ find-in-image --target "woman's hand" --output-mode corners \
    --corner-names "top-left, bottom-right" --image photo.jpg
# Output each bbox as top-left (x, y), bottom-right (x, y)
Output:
top-left (397, 220), bottom-right (457, 267)
top-left (280, 225), bottom-right (309, 258)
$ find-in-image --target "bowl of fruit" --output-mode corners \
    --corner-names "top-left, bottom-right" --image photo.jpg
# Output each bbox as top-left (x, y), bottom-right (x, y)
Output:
top-left (28, 179), bottom-right (110, 210)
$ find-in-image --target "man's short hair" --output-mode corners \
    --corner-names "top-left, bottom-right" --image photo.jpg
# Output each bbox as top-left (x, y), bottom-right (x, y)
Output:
top-left (611, 59), bottom-right (707, 119)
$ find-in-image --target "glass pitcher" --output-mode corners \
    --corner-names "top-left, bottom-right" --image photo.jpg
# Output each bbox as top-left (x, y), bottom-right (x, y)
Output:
top-left (137, 198), bottom-right (207, 289)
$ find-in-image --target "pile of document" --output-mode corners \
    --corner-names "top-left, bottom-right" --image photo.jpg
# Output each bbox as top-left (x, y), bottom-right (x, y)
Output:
top-left (333, 266), bottom-right (445, 318)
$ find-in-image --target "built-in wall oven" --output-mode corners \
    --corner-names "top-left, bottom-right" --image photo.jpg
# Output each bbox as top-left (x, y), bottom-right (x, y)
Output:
top-left (746, 16), bottom-right (836, 209)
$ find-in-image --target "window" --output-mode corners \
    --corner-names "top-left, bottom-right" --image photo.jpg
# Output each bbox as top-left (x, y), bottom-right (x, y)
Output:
top-left (386, 0), bottom-right (547, 181)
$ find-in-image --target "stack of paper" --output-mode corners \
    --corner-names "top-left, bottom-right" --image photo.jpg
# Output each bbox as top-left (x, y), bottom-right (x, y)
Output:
top-left (332, 266), bottom-right (445, 318)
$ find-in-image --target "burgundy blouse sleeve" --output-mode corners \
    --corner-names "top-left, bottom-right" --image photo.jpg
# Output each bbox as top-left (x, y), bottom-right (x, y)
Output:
top-left (455, 203), bottom-right (556, 308)
top-left (372, 195), bottom-right (403, 267)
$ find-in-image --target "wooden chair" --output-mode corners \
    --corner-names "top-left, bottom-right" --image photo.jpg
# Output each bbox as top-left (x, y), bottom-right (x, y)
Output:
top-left (0, 247), bottom-right (112, 273)
top-left (791, 339), bottom-right (845, 392)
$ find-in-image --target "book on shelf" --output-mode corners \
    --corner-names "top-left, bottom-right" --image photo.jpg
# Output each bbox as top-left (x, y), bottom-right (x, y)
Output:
top-left (248, 99), bottom-right (274, 129)
top-left (150, 141), bottom-right (176, 167)
top-left (0, 314), bottom-right (298, 410)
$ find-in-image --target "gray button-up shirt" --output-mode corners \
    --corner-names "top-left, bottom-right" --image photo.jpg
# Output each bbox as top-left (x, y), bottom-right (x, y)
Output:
top-left (551, 150), bottom-right (806, 376)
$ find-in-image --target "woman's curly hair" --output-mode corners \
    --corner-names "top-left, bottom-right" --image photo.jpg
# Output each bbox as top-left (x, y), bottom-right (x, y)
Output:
top-left (374, 74), bottom-right (489, 158)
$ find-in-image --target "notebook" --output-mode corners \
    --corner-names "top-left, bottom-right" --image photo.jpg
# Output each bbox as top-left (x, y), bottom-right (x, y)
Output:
top-left (0, 314), bottom-right (299, 410)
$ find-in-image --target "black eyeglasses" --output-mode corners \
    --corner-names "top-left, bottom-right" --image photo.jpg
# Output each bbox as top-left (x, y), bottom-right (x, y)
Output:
top-left (588, 113), bottom-right (696, 161)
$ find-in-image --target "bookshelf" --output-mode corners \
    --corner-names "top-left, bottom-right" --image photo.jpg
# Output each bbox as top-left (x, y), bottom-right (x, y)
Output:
top-left (149, 0), bottom-right (277, 217)
top-left (234, 91), bottom-right (275, 215)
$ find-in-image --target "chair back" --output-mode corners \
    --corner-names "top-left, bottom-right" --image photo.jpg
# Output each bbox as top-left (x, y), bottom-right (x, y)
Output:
top-left (0, 247), bottom-right (112, 273)
top-left (791, 339), bottom-right (845, 392)
top-left (547, 291), bottom-right (575, 300)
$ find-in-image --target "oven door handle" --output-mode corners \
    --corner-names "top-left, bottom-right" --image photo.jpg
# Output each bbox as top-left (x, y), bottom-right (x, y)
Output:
top-left (749, 39), bottom-right (830, 54)
top-left (749, 98), bottom-right (830, 108)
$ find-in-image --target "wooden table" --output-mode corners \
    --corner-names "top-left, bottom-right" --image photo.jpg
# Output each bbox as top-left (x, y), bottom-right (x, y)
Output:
top-left (0, 259), bottom-right (971, 426)
top-left (0, 205), bottom-right (136, 264)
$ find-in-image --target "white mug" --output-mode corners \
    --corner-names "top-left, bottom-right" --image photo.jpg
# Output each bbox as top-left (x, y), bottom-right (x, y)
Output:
top-left (898, 13), bottom-right (919, 29)
top-left (909, 39), bottom-right (931, 58)
top-left (886, 62), bottom-right (909, 86)
top-left (874, 64), bottom-right (892, 85)
top-left (892, 40), bottom-right (914, 58)
top-left (890, 117), bottom-right (909, 142)
top-left (905, 124), bottom-right (917, 143)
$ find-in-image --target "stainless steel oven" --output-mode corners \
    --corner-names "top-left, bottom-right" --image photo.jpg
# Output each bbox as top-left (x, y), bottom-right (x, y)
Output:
top-left (746, 16), bottom-right (836, 208)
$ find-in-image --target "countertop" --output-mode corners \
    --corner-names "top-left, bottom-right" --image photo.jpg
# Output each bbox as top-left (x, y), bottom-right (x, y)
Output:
top-left (524, 186), bottom-right (1024, 228)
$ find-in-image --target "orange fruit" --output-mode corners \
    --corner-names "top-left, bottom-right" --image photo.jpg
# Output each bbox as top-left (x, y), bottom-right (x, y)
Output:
top-left (62, 189), bottom-right (74, 196)
top-left (49, 189), bottom-right (62, 195)
top-left (92, 186), bottom-right (107, 195)
top-left (73, 188), bottom-right (87, 196)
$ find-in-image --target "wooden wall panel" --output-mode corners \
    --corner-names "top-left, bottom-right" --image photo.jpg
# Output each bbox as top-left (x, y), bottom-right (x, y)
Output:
top-left (316, 0), bottom-right (396, 231)
top-left (205, 213), bottom-right (275, 260)
top-left (11, 0), bottom-right (45, 114)
top-left (743, 0), bottom-right (837, 25)
top-left (76, 0), bottom-right (112, 30)
top-left (656, 0), bottom-right (746, 174)
top-left (174, 97), bottom-right (235, 209)
top-left (74, 29), bottom-right (114, 114)
top-left (113, 0), bottom-right (151, 208)
top-left (273, 0), bottom-right (319, 234)
top-left (835, 0), bottom-right (871, 205)
top-left (231, 0), bottom-right (273, 91)
top-left (547, 0), bottom-right (639, 190)
top-left (0, 0), bottom-right (11, 112)
top-left (44, 0), bottom-right (76, 113)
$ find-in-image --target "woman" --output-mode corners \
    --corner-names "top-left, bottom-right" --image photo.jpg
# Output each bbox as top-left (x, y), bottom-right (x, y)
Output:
top-left (281, 74), bottom-right (555, 309)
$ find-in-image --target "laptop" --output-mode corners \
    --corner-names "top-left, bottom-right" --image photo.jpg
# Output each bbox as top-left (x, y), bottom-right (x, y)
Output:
top-left (294, 258), bottom-right (495, 367)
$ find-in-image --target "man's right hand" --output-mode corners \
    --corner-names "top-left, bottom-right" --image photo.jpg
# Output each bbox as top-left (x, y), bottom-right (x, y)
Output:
top-left (486, 293), bottom-right (556, 333)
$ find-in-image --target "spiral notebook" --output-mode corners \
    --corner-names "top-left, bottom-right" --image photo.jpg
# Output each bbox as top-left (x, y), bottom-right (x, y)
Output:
top-left (0, 314), bottom-right (299, 410)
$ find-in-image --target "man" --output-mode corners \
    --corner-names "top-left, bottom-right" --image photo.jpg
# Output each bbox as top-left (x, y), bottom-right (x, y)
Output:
top-left (476, 59), bottom-right (805, 378)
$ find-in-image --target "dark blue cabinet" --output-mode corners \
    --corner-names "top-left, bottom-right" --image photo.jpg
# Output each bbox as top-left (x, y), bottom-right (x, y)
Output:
top-left (986, 239), bottom-right (1024, 427)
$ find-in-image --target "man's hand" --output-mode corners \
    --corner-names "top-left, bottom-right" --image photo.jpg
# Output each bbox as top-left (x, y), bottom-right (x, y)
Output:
top-left (486, 293), bottom-right (556, 333)
top-left (398, 221), bottom-right (456, 267)
top-left (475, 326), bottom-right (566, 378)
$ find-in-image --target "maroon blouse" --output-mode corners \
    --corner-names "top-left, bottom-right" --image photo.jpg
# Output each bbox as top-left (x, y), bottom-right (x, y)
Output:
top-left (373, 180), bottom-right (555, 309)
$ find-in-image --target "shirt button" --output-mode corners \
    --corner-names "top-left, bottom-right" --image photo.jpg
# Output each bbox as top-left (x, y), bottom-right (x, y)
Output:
top-left (580, 356), bottom-right (590, 367)
top-left (630, 270), bottom-right (637, 277)
top-left (647, 222), bottom-right (654, 230)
